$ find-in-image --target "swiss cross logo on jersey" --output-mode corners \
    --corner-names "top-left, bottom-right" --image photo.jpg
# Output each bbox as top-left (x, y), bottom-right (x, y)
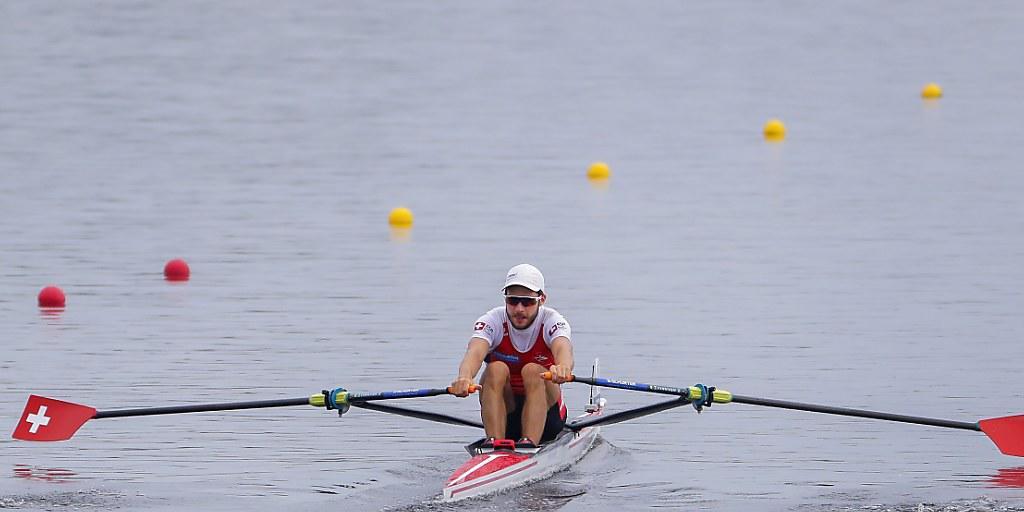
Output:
top-left (474, 322), bottom-right (486, 331)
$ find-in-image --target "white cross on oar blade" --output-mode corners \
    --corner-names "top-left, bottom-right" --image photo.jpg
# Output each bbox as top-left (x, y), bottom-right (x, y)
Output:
top-left (13, 395), bottom-right (99, 441)
top-left (27, 405), bottom-right (51, 434)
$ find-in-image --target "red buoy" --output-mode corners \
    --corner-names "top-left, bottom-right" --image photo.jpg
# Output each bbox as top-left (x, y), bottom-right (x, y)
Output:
top-left (164, 259), bottom-right (190, 281)
top-left (38, 286), bottom-right (66, 308)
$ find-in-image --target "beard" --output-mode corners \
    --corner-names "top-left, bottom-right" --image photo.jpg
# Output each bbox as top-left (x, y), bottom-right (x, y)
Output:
top-left (507, 307), bottom-right (538, 329)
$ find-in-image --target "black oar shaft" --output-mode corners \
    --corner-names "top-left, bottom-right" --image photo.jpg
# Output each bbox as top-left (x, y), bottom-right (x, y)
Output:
top-left (730, 395), bottom-right (981, 431)
top-left (567, 375), bottom-right (983, 432)
top-left (91, 388), bottom-right (465, 420)
top-left (94, 398), bottom-right (311, 419)
top-left (352, 402), bottom-right (484, 429)
top-left (567, 397), bottom-right (690, 432)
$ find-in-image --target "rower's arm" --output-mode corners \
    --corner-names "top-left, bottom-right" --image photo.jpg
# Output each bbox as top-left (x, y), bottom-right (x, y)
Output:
top-left (551, 336), bottom-right (574, 371)
top-left (456, 338), bottom-right (490, 382)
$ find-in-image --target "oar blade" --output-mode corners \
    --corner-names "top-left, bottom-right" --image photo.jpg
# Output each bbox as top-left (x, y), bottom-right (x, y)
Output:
top-left (12, 395), bottom-right (96, 442)
top-left (979, 415), bottom-right (1024, 457)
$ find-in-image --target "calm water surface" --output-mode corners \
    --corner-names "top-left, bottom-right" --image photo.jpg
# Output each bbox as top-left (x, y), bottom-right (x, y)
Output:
top-left (2, 2), bottom-right (1024, 511)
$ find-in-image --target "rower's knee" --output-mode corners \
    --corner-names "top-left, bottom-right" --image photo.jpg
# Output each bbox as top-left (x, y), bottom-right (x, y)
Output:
top-left (521, 362), bottom-right (546, 377)
top-left (520, 363), bottom-right (547, 390)
top-left (482, 362), bottom-right (510, 389)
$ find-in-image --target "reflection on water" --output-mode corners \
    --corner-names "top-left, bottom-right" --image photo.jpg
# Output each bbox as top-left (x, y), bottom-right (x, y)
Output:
top-left (989, 467), bottom-right (1024, 489)
top-left (37, 308), bottom-right (64, 318)
top-left (12, 465), bottom-right (78, 483)
top-left (390, 227), bottom-right (413, 242)
top-left (586, 178), bottom-right (610, 191)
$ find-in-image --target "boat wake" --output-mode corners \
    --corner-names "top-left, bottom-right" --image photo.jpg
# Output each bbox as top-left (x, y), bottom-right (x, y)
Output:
top-left (0, 489), bottom-right (126, 510)
top-left (800, 496), bottom-right (1024, 512)
top-left (374, 437), bottom-right (628, 511)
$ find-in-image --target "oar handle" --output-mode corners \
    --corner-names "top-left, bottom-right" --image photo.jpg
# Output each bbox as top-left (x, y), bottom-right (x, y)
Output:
top-left (544, 373), bottom-right (733, 404)
top-left (540, 372), bottom-right (575, 382)
top-left (449, 384), bottom-right (481, 395)
top-left (321, 385), bottom-right (479, 409)
top-left (350, 385), bottom-right (479, 401)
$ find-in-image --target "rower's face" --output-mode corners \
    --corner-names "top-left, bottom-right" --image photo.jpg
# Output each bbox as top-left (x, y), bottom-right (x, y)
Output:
top-left (504, 285), bottom-right (544, 329)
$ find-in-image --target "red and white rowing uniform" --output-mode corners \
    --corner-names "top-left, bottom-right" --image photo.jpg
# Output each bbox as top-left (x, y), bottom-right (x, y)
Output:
top-left (471, 306), bottom-right (571, 395)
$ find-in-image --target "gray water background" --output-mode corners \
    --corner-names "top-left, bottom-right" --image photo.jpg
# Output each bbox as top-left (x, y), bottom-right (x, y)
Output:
top-left (2, 1), bottom-right (1024, 510)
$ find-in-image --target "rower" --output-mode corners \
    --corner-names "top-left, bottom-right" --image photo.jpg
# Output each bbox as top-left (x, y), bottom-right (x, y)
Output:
top-left (450, 264), bottom-right (573, 449)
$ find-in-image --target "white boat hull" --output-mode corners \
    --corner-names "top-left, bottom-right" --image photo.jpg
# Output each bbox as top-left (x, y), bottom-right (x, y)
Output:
top-left (442, 407), bottom-right (602, 502)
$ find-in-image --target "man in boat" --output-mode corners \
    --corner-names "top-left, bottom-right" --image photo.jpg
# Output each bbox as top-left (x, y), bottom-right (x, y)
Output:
top-left (450, 263), bottom-right (573, 449)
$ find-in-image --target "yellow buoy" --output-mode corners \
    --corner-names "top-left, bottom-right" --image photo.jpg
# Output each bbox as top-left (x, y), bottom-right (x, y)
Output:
top-left (763, 119), bottom-right (786, 141)
top-left (587, 161), bottom-right (611, 180)
top-left (922, 82), bottom-right (943, 99)
top-left (388, 207), bottom-right (414, 227)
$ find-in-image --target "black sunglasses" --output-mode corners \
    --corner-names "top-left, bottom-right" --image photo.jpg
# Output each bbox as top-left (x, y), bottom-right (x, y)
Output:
top-left (505, 295), bottom-right (541, 307)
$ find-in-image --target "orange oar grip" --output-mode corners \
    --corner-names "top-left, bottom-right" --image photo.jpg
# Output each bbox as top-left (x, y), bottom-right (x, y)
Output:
top-left (446, 384), bottom-right (480, 395)
top-left (541, 372), bottom-right (575, 382)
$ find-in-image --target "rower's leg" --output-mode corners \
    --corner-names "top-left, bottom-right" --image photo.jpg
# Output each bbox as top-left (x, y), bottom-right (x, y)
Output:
top-left (520, 363), bottom-right (561, 444)
top-left (480, 362), bottom-right (514, 439)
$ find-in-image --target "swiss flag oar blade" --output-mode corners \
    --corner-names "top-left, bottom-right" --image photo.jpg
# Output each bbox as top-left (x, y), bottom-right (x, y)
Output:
top-left (979, 415), bottom-right (1024, 457)
top-left (12, 395), bottom-right (96, 442)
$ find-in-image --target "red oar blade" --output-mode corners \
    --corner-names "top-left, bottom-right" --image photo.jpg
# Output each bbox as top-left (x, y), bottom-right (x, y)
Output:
top-left (12, 395), bottom-right (96, 442)
top-left (979, 415), bottom-right (1024, 457)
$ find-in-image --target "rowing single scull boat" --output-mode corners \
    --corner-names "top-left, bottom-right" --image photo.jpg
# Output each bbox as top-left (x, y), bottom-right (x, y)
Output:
top-left (11, 359), bottom-right (1024, 501)
top-left (444, 397), bottom-right (604, 501)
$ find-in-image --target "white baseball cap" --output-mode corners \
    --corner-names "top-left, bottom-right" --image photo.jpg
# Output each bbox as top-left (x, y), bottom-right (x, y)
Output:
top-left (502, 264), bottom-right (545, 293)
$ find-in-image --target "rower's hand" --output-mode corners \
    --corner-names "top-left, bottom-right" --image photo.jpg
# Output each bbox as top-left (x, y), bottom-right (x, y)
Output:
top-left (449, 377), bottom-right (476, 397)
top-left (547, 364), bottom-right (572, 384)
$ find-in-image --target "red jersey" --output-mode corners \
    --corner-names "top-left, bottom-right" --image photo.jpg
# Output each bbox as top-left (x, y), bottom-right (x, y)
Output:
top-left (486, 321), bottom-right (557, 394)
top-left (473, 306), bottom-right (572, 395)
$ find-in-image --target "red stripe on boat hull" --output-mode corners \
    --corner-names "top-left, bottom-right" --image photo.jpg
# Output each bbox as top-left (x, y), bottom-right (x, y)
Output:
top-left (448, 459), bottom-right (538, 499)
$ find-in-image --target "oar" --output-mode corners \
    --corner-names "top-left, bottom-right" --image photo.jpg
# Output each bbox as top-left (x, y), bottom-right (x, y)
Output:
top-left (352, 402), bottom-right (483, 429)
top-left (566, 397), bottom-right (691, 432)
top-left (12, 385), bottom-right (479, 442)
top-left (546, 373), bottom-right (1024, 457)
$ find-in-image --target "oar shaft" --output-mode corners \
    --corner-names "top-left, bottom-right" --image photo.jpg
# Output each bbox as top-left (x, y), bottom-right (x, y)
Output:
top-left (93, 387), bottom-right (471, 419)
top-left (730, 395), bottom-right (981, 431)
top-left (564, 374), bottom-right (982, 432)
top-left (347, 388), bottom-right (455, 402)
top-left (94, 397), bottom-right (312, 419)
top-left (352, 402), bottom-right (484, 429)
top-left (566, 397), bottom-right (691, 432)
top-left (567, 376), bottom-right (693, 397)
